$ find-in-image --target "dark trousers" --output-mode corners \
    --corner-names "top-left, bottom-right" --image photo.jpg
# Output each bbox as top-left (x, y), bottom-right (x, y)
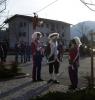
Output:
top-left (0, 56), bottom-right (4, 62)
top-left (15, 51), bottom-right (19, 63)
top-left (68, 65), bottom-right (78, 88)
top-left (49, 60), bottom-right (59, 74)
top-left (20, 52), bottom-right (26, 63)
top-left (26, 53), bottom-right (30, 61)
top-left (32, 55), bottom-right (42, 80)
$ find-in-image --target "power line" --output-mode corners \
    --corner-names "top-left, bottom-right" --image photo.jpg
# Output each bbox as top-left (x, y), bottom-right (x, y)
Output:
top-left (0, 0), bottom-right (59, 17)
top-left (0, 0), bottom-right (59, 22)
top-left (35, 0), bottom-right (59, 13)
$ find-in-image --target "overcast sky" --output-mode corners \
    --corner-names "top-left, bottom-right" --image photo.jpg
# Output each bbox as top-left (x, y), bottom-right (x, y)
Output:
top-left (1, 0), bottom-right (95, 25)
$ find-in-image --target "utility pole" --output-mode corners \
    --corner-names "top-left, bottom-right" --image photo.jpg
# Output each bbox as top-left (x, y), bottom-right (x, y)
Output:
top-left (80, 0), bottom-right (95, 88)
top-left (90, 32), bottom-right (94, 88)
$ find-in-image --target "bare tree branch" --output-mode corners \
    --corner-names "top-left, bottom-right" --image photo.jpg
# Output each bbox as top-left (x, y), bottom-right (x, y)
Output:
top-left (0, 0), bottom-right (7, 13)
top-left (80, 0), bottom-right (95, 5)
top-left (0, 0), bottom-right (7, 5)
top-left (80, 0), bottom-right (95, 11)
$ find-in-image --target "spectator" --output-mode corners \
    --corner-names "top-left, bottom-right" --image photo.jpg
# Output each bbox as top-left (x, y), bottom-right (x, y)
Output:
top-left (15, 41), bottom-right (20, 63)
top-left (68, 37), bottom-right (82, 90)
top-left (31, 32), bottom-right (44, 82)
top-left (0, 41), bottom-right (4, 63)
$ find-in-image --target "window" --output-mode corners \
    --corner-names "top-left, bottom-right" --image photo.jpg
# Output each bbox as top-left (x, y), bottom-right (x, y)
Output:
top-left (19, 22), bottom-right (23, 27)
top-left (24, 22), bottom-right (26, 27)
top-left (23, 32), bottom-right (26, 37)
top-left (46, 23), bottom-right (49, 28)
top-left (51, 23), bottom-right (55, 31)
top-left (19, 32), bottom-right (22, 37)
top-left (56, 24), bottom-right (58, 29)
top-left (62, 25), bottom-right (64, 29)
top-left (62, 33), bottom-right (64, 37)
top-left (19, 22), bottom-right (26, 27)
top-left (19, 32), bottom-right (26, 37)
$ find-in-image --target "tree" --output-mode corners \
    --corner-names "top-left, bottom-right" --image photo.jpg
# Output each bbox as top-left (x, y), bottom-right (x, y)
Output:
top-left (0, 0), bottom-right (7, 13)
top-left (0, 0), bottom-right (7, 29)
top-left (80, 34), bottom-right (89, 45)
top-left (75, 22), bottom-right (89, 37)
top-left (80, 0), bottom-right (95, 12)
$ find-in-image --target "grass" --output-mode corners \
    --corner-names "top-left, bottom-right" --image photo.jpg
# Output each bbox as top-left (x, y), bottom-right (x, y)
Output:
top-left (30, 88), bottom-right (95, 100)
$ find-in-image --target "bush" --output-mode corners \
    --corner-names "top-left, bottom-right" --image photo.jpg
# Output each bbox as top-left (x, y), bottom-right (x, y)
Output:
top-left (0, 61), bottom-right (20, 79)
top-left (80, 45), bottom-right (91, 57)
top-left (10, 61), bottom-right (20, 74)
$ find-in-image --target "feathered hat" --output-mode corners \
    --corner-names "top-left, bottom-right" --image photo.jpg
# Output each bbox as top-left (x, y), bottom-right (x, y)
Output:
top-left (32, 32), bottom-right (42, 40)
top-left (73, 36), bottom-right (82, 46)
top-left (48, 32), bottom-right (59, 40)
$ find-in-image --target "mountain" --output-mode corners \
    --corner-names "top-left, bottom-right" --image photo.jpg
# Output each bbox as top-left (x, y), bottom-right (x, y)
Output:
top-left (70, 21), bottom-right (95, 40)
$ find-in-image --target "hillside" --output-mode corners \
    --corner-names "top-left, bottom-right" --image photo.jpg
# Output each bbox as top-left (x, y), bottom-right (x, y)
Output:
top-left (70, 21), bottom-right (95, 40)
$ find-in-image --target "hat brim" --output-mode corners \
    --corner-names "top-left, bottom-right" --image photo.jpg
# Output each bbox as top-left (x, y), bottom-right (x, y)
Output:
top-left (32, 32), bottom-right (42, 39)
top-left (73, 36), bottom-right (82, 46)
top-left (48, 33), bottom-right (59, 39)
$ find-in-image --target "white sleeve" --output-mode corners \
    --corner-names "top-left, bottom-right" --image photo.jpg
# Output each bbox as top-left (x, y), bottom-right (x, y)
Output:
top-left (48, 43), bottom-right (54, 58)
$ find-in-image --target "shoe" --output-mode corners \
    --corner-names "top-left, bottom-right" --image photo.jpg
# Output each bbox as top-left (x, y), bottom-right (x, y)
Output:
top-left (37, 79), bottom-right (44, 81)
top-left (32, 79), bottom-right (37, 82)
top-left (47, 79), bottom-right (53, 83)
top-left (53, 80), bottom-right (60, 84)
top-left (68, 85), bottom-right (73, 90)
top-left (68, 85), bottom-right (77, 90)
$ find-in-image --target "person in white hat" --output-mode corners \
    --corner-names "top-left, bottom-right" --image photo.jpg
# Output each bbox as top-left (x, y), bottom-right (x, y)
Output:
top-left (31, 32), bottom-right (44, 82)
top-left (68, 36), bottom-right (82, 90)
top-left (46, 32), bottom-right (60, 84)
top-left (73, 36), bottom-right (82, 47)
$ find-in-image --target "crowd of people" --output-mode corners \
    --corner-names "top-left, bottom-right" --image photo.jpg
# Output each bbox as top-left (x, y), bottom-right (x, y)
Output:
top-left (31, 31), bottom-right (82, 90)
top-left (0, 40), bottom-right (8, 62)
top-left (15, 41), bottom-right (31, 63)
top-left (0, 31), bottom-right (82, 91)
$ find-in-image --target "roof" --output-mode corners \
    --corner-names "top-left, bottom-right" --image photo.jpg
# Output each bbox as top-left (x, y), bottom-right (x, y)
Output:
top-left (4, 14), bottom-right (71, 25)
top-left (4, 14), bottom-right (33, 23)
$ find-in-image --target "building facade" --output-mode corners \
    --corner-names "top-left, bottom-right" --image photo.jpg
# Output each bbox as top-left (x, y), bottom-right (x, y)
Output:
top-left (5, 14), bottom-right (71, 48)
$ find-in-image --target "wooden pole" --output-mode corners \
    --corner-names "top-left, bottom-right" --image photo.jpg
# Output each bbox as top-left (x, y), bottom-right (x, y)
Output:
top-left (91, 32), bottom-right (94, 88)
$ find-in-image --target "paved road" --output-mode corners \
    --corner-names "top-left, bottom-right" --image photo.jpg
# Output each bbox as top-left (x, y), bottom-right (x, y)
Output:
top-left (0, 55), bottom-right (95, 100)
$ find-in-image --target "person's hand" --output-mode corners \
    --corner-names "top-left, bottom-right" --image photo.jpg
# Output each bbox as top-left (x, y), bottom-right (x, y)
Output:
top-left (72, 65), bottom-right (75, 70)
top-left (37, 47), bottom-right (41, 51)
top-left (55, 57), bottom-right (60, 62)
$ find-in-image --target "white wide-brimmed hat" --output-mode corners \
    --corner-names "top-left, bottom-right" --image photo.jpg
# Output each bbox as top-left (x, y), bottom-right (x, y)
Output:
top-left (73, 36), bottom-right (82, 46)
top-left (32, 32), bottom-right (42, 40)
top-left (48, 32), bottom-right (59, 40)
